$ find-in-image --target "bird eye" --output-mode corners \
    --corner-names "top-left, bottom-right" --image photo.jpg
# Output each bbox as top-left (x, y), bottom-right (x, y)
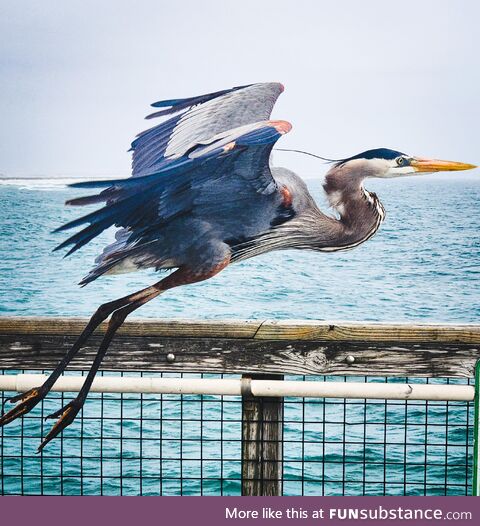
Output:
top-left (396, 157), bottom-right (405, 166)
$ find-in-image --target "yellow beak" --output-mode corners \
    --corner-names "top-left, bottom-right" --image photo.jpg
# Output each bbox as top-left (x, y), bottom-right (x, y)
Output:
top-left (410, 158), bottom-right (477, 173)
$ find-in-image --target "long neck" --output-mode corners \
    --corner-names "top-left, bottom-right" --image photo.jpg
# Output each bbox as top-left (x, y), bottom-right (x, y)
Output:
top-left (313, 167), bottom-right (385, 251)
top-left (230, 166), bottom-right (385, 261)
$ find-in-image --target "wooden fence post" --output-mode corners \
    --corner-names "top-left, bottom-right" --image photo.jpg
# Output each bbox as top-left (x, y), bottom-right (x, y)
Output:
top-left (241, 374), bottom-right (284, 496)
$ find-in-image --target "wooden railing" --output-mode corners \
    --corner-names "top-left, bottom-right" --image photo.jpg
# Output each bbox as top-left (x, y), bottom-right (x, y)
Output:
top-left (0, 316), bottom-right (479, 496)
top-left (0, 317), bottom-right (479, 377)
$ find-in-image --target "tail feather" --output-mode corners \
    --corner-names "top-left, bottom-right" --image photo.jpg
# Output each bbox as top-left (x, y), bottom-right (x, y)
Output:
top-left (78, 239), bottom-right (159, 286)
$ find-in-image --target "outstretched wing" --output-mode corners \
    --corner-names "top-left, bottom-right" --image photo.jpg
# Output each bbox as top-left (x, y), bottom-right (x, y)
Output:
top-left (54, 83), bottom-right (290, 283)
top-left (130, 82), bottom-right (284, 176)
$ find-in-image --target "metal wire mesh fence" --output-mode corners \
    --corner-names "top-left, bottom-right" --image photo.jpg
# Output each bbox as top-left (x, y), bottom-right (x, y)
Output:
top-left (0, 370), bottom-right (474, 496)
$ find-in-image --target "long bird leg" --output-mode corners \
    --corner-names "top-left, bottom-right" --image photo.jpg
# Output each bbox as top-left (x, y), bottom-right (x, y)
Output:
top-left (38, 258), bottom-right (230, 451)
top-left (38, 288), bottom-right (161, 452)
top-left (0, 283), bottom-right (175, 428)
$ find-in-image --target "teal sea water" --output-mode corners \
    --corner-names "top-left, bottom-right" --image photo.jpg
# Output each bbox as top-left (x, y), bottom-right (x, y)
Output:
top-left (1, 175), bottom-right (479, 322)
top-left (0, 174), bottom-right (479, 495)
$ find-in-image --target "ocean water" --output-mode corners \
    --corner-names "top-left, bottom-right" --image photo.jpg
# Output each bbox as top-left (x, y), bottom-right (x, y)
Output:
top-left (0, 174), bottom-right (478, 496)
top-left (1, 174), bottom-right (479, 322)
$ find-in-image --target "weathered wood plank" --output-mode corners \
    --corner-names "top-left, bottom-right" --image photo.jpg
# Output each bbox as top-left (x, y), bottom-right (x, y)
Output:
top-left (0, 317), bottom-right (262, 339)
top-left (242, 374), bottom-right (283, 496)
top-left (0, 333), bottom-right (478, 377)
top-left (255, 320), bottom-right (480, 343)
top-left (1, 317), bottom-right (479, 343)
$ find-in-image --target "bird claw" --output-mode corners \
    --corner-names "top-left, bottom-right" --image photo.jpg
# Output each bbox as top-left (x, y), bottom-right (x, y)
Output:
top-left (1, 389), bottom-right (83, 452)
top-left (38, 399), bottom-right (82, 453)
top-left (0, 387), bottom-right (45, 427)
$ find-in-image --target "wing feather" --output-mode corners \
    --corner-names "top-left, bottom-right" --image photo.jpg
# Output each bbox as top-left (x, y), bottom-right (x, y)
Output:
top-left (55, 83), bottom-right (289, 284)
top-left (131, 82), bottom-right (284, 176)
top-left (57, 120), bottom-right (291, 257)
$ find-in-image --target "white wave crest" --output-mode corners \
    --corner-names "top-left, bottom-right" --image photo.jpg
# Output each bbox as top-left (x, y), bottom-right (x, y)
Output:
top-left (0, 176), bottom-right (120, 191)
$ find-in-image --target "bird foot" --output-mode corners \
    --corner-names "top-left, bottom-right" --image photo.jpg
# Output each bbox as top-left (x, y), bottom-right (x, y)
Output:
top-left (38, 399), bottom-right (83, 452)
top-left (0, 387), bottom-right (46, 427)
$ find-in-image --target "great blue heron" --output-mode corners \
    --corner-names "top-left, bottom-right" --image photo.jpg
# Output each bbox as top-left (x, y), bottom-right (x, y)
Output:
top-left (1, 82), bottom-right (475, 450)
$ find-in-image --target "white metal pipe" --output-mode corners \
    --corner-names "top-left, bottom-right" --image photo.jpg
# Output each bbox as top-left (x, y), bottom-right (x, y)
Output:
top-left (0, 374), bottom-right (473, 401)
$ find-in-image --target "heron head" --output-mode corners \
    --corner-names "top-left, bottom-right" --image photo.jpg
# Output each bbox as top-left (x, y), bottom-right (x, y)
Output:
top-left (336, 148), bottom-right (476, 178)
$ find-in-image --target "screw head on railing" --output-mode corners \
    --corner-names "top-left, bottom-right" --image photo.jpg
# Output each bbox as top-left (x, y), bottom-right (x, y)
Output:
top-left (166, 353), bottom-right (176, 363)
top-left (345, 355), bottom-right (355, 365)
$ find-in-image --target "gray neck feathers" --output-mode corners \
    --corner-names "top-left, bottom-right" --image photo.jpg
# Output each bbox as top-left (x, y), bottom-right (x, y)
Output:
top-left (318, 166), bottom-right (385, 251)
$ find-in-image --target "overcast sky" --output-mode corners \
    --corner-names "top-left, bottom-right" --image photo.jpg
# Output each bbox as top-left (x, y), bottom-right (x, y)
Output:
top-left (0, 0), bottom-right (478, 177)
